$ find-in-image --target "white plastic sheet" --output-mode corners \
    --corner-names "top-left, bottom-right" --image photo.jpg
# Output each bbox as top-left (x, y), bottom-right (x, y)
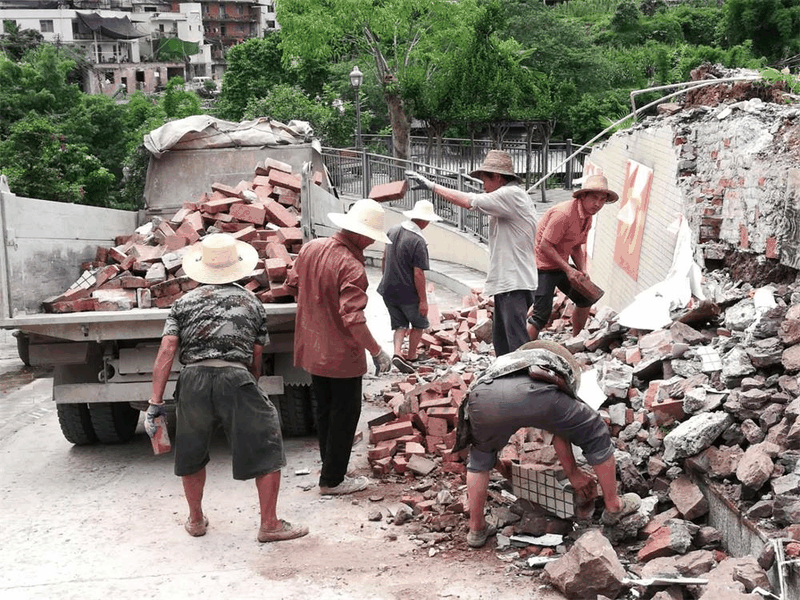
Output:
top-left (617, 215), bottom-right (705, 330)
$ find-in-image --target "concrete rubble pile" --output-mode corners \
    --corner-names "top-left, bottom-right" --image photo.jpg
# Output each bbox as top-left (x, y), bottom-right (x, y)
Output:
top-left (361, 267), bottom-right (800, 598)
top-left (41, 157), bottom-right (322, 313)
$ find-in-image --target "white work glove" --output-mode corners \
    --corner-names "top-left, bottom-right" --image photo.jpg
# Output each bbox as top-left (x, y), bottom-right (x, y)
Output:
top-left (372, 348), bottom-right (392, 374)
top-left (144, 403), bottom-right (166, 438)
top-left (405, 170), bottom-right (435, 191)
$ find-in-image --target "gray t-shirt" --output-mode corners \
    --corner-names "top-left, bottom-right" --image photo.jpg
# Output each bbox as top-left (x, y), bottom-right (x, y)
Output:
top-left (377, 222), bottom-right (429, 305)
top-left (468, 182), bottom-right (538, 296)
top-left (162, 283), bottom-right (269, 366)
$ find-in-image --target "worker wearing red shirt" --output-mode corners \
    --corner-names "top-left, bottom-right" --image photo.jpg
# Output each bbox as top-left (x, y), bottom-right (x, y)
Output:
top-left (527, 174), bottom-right (619, 340)
top-left (285, 198), bottom-right (392, 496)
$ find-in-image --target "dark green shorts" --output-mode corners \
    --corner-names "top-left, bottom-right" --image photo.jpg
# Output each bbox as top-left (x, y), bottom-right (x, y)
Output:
top-left (174, 365), bottom-right (286, 480)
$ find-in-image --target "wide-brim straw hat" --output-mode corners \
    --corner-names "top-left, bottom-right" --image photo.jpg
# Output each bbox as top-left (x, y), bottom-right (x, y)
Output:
top-left (573, 174), bottom-right (619, 204)
top-left (182, 233), bottom-right (259, 285)
top-left (403, 200), bottom-right (442, 222)
top-left (469, 150), bottom-right (523, 183)
top-left (519, 340), bottom-right (582, 388)
top-left (328, 198), bottom-right (392, 244)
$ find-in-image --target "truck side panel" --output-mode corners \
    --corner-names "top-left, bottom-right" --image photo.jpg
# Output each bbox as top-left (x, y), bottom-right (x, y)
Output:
top-left (144, 144), bottom-right (328, 214)
top-left (0, 191), bottom-right (137, 319)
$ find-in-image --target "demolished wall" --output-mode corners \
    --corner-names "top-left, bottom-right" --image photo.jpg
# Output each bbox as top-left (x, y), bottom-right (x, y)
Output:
top-left (587, 76), bottom-right (800, 314)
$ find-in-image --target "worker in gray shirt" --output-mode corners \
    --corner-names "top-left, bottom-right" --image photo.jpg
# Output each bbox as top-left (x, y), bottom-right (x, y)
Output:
top-left (407, 150), bottom-right (538, 356)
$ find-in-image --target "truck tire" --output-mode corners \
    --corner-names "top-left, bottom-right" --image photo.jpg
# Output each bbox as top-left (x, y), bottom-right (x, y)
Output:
top-left (14, 331), bottom-right (30, 367)
top-left (89, 402), bottom-right (141, 444)
top-left (57, 403), bottom-right (99, 445)
top-left (275, 384), bottom-right (315, 437)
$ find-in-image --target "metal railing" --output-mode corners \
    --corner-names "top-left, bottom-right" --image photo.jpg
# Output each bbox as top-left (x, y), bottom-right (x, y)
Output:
top-left (360, 135), bottom-right (587, 190)
top-left (320, 148), bottom-right (497, 244)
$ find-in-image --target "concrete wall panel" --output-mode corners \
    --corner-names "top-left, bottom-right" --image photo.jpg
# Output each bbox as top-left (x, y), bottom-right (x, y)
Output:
top-left (586, 125), bottom-right (684, 312)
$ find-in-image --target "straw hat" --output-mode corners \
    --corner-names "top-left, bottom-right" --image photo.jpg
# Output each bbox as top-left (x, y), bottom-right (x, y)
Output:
top-left (572, 174), bottom-right (619, 204)
top-left (469, 150), bottom-right (523, 183)
top-left (328, 198), bottom-right (392, 244)
top-left (403, 200), bottom-right (442, 222)
top-left (519, 340), bottom-right (582, 388)
top-left (182, 233), bottom-right (259, 285)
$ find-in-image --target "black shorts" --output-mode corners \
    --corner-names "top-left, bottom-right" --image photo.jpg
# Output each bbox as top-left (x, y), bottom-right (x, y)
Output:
top-left (383, 300), bottom-right (430, 330)
top-left (528, 269), bottom-right (594, 330)
top-left (173, 365), bottom-right (286, 480)
top-left (466, 374), bottom-right (613, 472)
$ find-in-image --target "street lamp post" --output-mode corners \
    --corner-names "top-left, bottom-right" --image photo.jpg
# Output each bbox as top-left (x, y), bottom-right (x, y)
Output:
top-left (349, 66), bottom-right (363, 149)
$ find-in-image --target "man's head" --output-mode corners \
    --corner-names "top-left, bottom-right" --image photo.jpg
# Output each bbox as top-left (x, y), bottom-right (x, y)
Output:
top-left (182, 233), bottom-right (259, 285)
top-left (403, 200), bottom-right (442, 230)
top-left (573, 174), bottom-right (619, 216)
top-left (328, 198), bottom-right (392, 247)
top-left (469, 150), bottom-right (522, 192)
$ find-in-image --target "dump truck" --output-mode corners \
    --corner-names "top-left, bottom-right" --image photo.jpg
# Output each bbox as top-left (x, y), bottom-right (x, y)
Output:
top-left (0, 116), bottom-right (348, 445)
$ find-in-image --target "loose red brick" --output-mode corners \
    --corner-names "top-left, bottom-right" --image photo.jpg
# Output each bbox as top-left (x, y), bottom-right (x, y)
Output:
top-left (256, 157), bottom-right (292, 176)
top-left (369, 179), bottom-right (408, 202)
top-left (266, 242), bottom-right (293, 266)
top-left (230, 202), bottom-right (267, 226)
top-left (427, 406), bottom-right (457, 426)
top-left (426, 416), bottom-right (449, 438)
top-left (210, 181), bottom-right (239, 197)
top-left (268, 169), bottom-right (301, 193)
top-left (370, 420), bottom-right (415, 444)
top-left (264, 258), bottom-right (288, 282)
top-left (263, 198), bottom-right (300, 228)
top-left (276, 227), bottom-right (302, 246)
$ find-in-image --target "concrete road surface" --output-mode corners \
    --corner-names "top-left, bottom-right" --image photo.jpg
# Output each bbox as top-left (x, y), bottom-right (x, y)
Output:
top-left (0, 268), bottom-right (564, 600)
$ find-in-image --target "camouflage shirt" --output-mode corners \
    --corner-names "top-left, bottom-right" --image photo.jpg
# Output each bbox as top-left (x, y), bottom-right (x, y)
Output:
top-left (162, 284), bottom-right (269, 366)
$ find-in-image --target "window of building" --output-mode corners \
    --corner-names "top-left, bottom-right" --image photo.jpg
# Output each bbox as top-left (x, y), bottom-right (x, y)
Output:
top-left (159, 24), bottom-right (165, 32)
top-left (266, 20), bottom-right (276, 29)
top-left (144, 7), bottom-right (156, 12)
top-left (40, 20), bottom-right (54, 33)
top-left (266, 4), bottom-right (275, 12)
top-left (105, 71), bottom-right (115, 84)
top-left (219, 6), bottom-right (226, 18)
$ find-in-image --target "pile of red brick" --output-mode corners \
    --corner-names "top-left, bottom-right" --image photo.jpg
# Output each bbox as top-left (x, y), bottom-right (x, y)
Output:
top-left (43, 158), bottom-right (320, 313)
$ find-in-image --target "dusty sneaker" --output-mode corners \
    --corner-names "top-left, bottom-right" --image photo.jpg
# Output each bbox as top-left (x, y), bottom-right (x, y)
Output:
top-left (466, 524), bottom-right (497, 548)
top-left (319, 475), bottom-right (369, 495)
top-left (601, 493), bottom-right (641, 526)
top-left (391, 355), bottom-right (415, 374)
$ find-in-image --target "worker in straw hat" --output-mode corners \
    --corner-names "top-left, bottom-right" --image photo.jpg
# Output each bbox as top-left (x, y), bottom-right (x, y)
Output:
top-left (452, 340), bottom-right (641, 548)
top-left (406, 150), bottom-right (538, 357)
top-left (377, 199), bottom-right (443, 373)
top-left (285, 198), bottom-right (393, 495)
top-left (148, 233), bottom-right (308, 543)
top-left (527, 173), bottom-right (619, 341)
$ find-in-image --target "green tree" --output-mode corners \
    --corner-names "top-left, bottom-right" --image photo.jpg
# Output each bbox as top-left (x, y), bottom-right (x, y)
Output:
top-left (243, 83), bottom-right (360, 147)
top-left (0, 45), bottom-right (82, 138)
top-left (277, 0), bottom-right (480, 160)
top-left (162, 76), bottom-right (201, 119)
top-left (0, 20), bottom-right (43, 61)
top-left (722, 0), bottom-right (800, 61)
top-left (0, 113), bottom-right (115, 205)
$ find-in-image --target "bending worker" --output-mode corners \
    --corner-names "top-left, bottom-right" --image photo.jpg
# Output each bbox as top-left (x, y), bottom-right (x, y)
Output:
top-left (453, 340), bottom-right (641, 548)
top-left (377, 199), bottom-right (443, 373)
top-left (406, 150), bottom-right (538, 356)
top-left (527, 174), bottom-right (619, 340)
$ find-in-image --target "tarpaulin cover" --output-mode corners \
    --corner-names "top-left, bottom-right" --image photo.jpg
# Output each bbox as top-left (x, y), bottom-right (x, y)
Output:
top-left (76, 12), bottom-right (148, 40)
top-left (143, 115), bottom-right (316, 158)
top-left (155, 37), bottom-right (200, 61)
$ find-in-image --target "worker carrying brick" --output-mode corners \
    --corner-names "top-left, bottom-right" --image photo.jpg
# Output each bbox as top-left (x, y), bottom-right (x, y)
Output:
top-left (285, 198), bottom-right (393, 495)
top-left (377, 199), bottom-right (443, 373)
top-left (527, 174), bottom-right (619, 341)
top-left (148, 233), bottom-right (309, 543)
top-left (452, 340), bottom-right (641, 548)
top-left (406, 149), bottom-right (538, 357)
